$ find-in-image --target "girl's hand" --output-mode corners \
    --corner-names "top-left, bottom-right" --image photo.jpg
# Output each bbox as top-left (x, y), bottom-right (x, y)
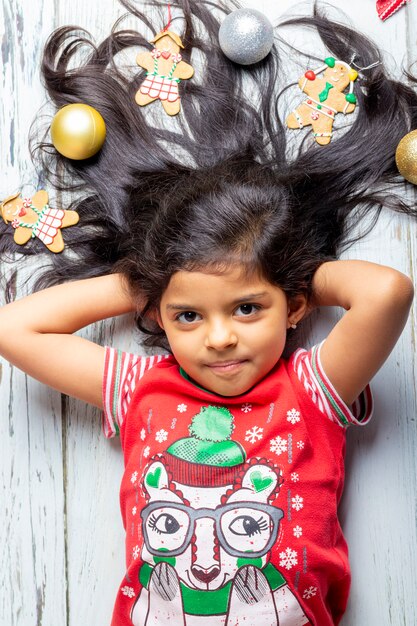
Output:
top-left (0, 274), bottom-right (138, 408)
top-left (312, 260), bottom-right (414, 405)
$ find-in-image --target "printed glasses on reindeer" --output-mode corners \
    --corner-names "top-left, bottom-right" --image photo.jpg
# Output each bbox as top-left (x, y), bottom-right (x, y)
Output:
top-left (141, 500), bottom-right (284, 558)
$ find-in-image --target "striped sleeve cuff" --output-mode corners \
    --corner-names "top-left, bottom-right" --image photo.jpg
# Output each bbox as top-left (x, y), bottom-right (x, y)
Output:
top-left (293, 342), bottom-right (373, 427)
top-left (102, 348), bottom-right (171, 438)
top-left (102, 347), bottom-right (139, 438)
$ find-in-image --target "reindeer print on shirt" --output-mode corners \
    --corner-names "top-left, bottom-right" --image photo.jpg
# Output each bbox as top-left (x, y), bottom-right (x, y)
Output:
top-left (131, 406), bottom-right (310, 626)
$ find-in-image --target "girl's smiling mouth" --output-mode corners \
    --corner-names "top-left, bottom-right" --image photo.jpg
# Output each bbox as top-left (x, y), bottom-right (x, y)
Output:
top-left (205, 359), bottom-right (248, 373)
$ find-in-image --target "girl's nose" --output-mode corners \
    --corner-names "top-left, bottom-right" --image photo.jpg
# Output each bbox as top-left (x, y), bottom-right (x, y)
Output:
top-left (205, 319), bottom-right (238, 350)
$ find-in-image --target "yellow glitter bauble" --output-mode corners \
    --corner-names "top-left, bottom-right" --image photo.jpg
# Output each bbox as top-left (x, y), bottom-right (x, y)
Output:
top-left (50, 103), bottom-right (106, 160)
top-left (395, 130), bottom-right (417, 185)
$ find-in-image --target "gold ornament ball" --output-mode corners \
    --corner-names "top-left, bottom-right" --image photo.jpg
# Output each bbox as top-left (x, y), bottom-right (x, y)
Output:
top-left (395, 130), bottom-right (417, 185)
top-left (51, 103), bottom-right (106, 160)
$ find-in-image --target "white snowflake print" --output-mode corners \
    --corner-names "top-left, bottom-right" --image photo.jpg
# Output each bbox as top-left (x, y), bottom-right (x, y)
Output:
top-left (121, 586), bottom-right (135, 598)
top-left (297, 440), bottom-right (305, 450)
top-left (292, 494), bottom-right (304, 511)
top-left (245, 426), bottom-right (264, 443)
top-left (279, 547), bottom-right (298, 570)
top-left (130, 471), bottom-right (138, 484)
top-left (241, 403), bottom-right (252, 413)
top-left (287, 408), bottom-right (301, 424)
top-left (140, 428), bottom-right (146, 441)
top-left (293, 525), bottom-right (303, 538)
top-left (143, 446), bottom-right (151, 458)
top-left (270, 435), bottom-right (288, 456)
top-left (155, 429), bottom-right (168, 443)
top-left (303, 586), bottom-right (317, 599)
top-left (291, 472), bottom-right (299, 482)
top-left (177, 403), bottom-right (187, 413)
top-left (132, 545), bottom-right (140, 560)
top-left (132, 506), bottom-right (137, 516)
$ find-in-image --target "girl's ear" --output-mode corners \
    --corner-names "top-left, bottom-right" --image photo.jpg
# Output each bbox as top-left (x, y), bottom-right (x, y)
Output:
top-left (155, 309), bottom-right (164, 330)
top-left (287, 294), bottom-right (308, 329)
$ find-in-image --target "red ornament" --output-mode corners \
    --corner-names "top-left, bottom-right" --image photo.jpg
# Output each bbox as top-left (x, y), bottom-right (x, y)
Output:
top-left (307, 99), bottom-right (312, 105)
top-left (376, 0), bottom-right (409, 20)
top-left (305, 70), bottom-right (316, 81)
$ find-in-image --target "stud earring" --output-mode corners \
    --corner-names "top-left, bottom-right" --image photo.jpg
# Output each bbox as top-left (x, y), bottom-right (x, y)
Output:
top-left (290, 322), bottom-right (297, 329)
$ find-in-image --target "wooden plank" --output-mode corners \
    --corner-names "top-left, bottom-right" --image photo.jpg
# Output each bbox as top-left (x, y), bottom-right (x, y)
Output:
top-left (0, 0), bottom-right (68, 623)
top-left (339, 218), bottom-right (417, 624)
top-left (64, 319), bottom-right (135, 625)
top-left (271, 2), bottom-right (417, 622)
top-left (50, 3), bottom-right (138, 622)
top-left (328, 4), bottom-right (417, 624)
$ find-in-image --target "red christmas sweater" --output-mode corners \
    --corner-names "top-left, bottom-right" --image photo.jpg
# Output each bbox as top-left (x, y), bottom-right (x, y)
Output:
top-left (102, 343), bottom-right (372, 626)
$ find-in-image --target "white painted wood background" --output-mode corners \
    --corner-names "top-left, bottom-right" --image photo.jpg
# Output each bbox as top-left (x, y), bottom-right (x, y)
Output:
top-left (1, 0), bottom-right (416, 624)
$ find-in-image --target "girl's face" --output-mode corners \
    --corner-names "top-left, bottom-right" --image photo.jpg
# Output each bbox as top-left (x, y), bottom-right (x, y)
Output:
top-left (158, 265), bottom-right (305, 396)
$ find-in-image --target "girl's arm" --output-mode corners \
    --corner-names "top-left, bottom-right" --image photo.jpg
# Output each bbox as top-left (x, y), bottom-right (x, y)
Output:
top-left (0, 274), bottom-right (137, 408)
top-left (312, 260), bottom-right (414, 405)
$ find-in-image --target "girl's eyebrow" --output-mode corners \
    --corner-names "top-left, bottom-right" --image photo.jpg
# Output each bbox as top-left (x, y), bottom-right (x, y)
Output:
top-left (231, 292), bottom-right (270, 304)
top-left (165, 292), bottom-right (270, 311)
top-left (166, 303), bottom-right (196, 311)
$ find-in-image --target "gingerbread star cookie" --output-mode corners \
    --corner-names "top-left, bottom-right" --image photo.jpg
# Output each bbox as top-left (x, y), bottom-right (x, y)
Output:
top-left (0, 190), bottom-right (79, 253)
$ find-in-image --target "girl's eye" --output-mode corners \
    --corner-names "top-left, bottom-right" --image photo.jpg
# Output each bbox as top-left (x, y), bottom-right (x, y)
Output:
top-left (235, 304), bottom-right (259, 317)
top-left (176, 311), bottom-right (201, 324)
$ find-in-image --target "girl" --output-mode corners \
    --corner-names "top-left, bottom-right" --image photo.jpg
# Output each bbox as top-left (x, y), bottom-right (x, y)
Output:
top-left (0, 250), bottom-right (413, 626)
top-left (0, 1), bottom-right (416, 624)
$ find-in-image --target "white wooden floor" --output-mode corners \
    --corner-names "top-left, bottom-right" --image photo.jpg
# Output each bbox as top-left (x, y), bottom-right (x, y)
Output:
top-left (1, 0), bottom-right (416, 624)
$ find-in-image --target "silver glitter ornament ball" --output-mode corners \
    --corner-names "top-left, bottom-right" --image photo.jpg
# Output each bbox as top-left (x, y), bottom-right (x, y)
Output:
top-left (219, 8), bottom-right (274, 65)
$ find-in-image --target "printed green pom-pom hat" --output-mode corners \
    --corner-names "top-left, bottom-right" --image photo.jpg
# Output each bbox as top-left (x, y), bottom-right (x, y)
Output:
top-left (165, 406), bottom-right (246, 487)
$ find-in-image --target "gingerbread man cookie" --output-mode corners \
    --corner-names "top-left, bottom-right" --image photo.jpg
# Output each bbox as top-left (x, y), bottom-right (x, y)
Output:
top-left (135, 30), bottom-right (194, 116)
top-left (0, 190), bottom-right (79, 253)
top-left (286, 57), bottom-right (358, 145)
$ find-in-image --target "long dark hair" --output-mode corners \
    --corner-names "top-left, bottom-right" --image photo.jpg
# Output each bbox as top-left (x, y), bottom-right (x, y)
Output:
top-left (1, 0), bottom-right (417, 348)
